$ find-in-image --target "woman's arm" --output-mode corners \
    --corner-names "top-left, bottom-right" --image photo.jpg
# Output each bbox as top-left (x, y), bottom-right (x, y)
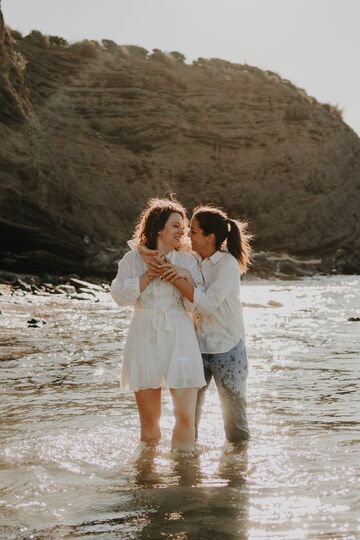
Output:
top-left (173, 277), bottom-right (195, 303)
top-left (160, 265), bottom-right (195, 302)
top-left (110, 252), bottom-right (153, 307)
top-left (139, 270), bottom-right (154, 292)
top-left (137, 245), bottom-right (168, 279)
top-left (162, 259), bottom-right (239, 316)
top-left (192, 264), bottom-right (238, 316)
top-left (160, 255), bottom-right (203, 306)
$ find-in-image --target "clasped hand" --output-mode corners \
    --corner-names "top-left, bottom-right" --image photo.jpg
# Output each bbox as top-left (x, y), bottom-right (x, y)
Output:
top-left (141, 249), bottom-right (189, 283)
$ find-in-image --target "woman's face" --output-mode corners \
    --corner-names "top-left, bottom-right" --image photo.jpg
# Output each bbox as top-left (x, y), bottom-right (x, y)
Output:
top-left (188, 217), bottom-right (209, 256)
top-left (157, 212), bottom-right (185, 251)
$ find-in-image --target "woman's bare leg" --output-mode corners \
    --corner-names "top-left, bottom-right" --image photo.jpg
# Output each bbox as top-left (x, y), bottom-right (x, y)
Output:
top-left (135, 388), bottom-right (161, 444)
top-left (170, 388), bottom-right (198, 451)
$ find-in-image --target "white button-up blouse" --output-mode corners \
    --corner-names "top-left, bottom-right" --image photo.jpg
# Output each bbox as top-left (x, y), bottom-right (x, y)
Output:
top-left (194, 251), bottom-right (246, 354)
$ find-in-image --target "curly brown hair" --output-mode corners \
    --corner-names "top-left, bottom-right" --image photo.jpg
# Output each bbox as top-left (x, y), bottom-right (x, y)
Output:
top-left (132, 197), bottom-right (188, 250)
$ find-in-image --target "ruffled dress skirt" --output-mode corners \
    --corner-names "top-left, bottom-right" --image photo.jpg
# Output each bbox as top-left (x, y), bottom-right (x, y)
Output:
top-left (121, 306), bottom-right (206, 391)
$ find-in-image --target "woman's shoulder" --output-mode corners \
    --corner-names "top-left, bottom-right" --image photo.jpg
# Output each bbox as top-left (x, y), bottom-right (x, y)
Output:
top-left (172, 250), bottom-right (199, 265)
top-left (118, 250), bottom-right (142, 266)
top-left (220, 252), bottom-right (241, 272)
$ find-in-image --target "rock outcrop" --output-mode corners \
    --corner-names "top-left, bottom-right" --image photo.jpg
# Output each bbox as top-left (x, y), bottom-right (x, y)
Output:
top-left (1, 8), bottom-right (360, 276)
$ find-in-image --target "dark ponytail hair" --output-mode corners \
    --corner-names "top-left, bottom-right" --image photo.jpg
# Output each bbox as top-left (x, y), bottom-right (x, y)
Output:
top-left (192, 205), bottom-right (252, 273)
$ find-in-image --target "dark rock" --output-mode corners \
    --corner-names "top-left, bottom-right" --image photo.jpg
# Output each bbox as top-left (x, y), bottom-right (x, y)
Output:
top-left (15, 279), bottom-right (31, 291)
top-left (69, 278), bottom-right (103, 291)
top-left (78, 287), bottom-right (97, 297)
top-left (348, 317), bottom-right (360, 322)
top-left (27, 317), bottom-right (46, 327)
top-left (249, 251), bottom-right (323, 279)
top-left (41, 273), bottom-right (60, 284)
top-left (30, 283), bottom-right (42, 293)
top-left (321, 252), bottom-right (360, 275)
top-left (53, 284), bottom-right (76, 295)
top-left (70, 293), bottom-right (94, 301)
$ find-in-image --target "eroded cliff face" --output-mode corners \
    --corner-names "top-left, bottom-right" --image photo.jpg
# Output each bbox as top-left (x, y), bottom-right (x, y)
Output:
top-left (0, 10), bottom-right (31, 123)
top-left (1, 9), bottom-right (360, 276)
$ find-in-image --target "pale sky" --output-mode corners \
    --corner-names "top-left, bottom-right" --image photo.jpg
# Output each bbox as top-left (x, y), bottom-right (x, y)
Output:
top-left (3, 0), bottom-right (360, 135)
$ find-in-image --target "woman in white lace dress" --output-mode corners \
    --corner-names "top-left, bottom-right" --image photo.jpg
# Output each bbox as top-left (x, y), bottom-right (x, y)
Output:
top-left (110, 198), bottom-right (206, 451)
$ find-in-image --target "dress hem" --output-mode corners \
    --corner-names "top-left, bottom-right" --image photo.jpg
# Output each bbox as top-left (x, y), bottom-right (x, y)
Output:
top-left (120, 383), bottom-right (206, 392)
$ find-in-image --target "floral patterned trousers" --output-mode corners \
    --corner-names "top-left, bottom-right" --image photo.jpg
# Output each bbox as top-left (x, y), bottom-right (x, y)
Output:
top-left (195, 340), bottom-right (250, 443)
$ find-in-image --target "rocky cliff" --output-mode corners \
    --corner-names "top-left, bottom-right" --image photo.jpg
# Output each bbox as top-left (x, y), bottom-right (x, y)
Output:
top-left (1, 9), bottom-right (360, 277)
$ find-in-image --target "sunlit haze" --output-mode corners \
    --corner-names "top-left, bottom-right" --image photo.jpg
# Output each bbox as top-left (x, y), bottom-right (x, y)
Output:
top-left (3, 0), bottom-right (360, 135)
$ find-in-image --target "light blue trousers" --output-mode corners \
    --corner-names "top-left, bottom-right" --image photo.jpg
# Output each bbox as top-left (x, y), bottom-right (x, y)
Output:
top-left (195, 340), bottom-right (249, 442)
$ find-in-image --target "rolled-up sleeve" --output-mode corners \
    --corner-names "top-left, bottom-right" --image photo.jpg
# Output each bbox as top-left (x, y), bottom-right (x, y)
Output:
top-left (194, 264), bottom-right (238, 316)
top-left (110, 253), bottom-right (140, 307)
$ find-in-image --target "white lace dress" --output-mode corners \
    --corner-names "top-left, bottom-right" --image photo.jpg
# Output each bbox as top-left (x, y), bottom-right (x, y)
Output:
top-left (110, 249), bottom-right (206, 391)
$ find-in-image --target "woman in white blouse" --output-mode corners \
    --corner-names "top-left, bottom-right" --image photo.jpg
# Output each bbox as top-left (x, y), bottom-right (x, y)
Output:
top-left (153, 205), bottom-right (252, 443)
top-left (110, 198), bottom-right (206, 451)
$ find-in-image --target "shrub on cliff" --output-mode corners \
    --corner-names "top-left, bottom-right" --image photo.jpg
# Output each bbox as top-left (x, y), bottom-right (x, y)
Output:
top-left (193, 57), bottom-right (222, 68)
top-left (24, 30), bottom-right (49, 48)
top-left (192, 57), bottom-right (206, 67)
top-left (102, 39), bottom-right (118, 53)
top-left (49, 35), bottom-right (68, 47)
top-left (70, 40), bottom-right (99, 59)
top-left (170, 51), bottom-right (186, 64)
top-left (322, 102), bottom-right (343, 119)
top-left (10, 29), bottom-right (23, 40)
top-left (123, 45), bottom-right (149, 58)
top-left (149, 48), bottom-right (175, 65)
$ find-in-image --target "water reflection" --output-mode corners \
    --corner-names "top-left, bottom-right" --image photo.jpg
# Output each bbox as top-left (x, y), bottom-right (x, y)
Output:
top-left (1, 277), bottom-right (360, 538)
top-left (134, 444), bottom-right (249, 540)
top-left (134, 444), bottom-right (163, 487)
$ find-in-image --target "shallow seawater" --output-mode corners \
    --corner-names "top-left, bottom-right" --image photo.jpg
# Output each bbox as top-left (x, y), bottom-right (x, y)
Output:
top-left (1, 276), bottom-right (359, 539)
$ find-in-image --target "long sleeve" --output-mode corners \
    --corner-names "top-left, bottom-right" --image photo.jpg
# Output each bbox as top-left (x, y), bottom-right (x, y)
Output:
top-left (110, 252), bottom-right (141, 307)
top-left (194, 263), bottom-right (238, 316)
top-left (181, 254), bottom-right (204, 313)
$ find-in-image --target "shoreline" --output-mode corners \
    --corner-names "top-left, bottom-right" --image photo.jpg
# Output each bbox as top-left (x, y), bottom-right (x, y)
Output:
top-left (0, 253), bottom-right (359, 304)
top-left (1, 249), bottom-right (359, 295)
